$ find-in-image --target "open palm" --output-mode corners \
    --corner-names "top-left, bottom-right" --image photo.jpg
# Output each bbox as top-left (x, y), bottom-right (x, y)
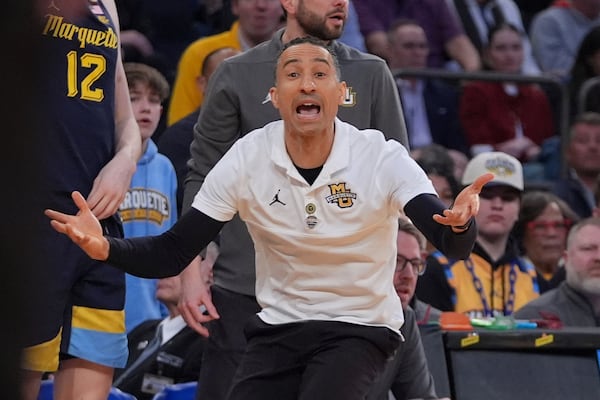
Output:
top-left (44, 191), bottom-right (109, 260)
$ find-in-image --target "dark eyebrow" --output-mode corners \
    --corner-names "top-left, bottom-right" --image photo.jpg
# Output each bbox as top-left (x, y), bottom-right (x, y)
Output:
top-left (282, 57), bottom-right (331, 69)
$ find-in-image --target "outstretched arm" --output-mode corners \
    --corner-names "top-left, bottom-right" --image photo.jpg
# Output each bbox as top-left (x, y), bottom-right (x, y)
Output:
top-left (405, 173), bottom-right (494, 259)
top-left (45, 191), bottom-right (225, 278)
top-left (433, 173), bottom-right (494, 230)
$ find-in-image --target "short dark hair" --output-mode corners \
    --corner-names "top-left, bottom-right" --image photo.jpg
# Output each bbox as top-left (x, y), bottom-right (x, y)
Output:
top-left (124, 62), bottom-right (170, 102)
top-left (387, 18), bottom-right (422, 42)
top-left (276, 36), bottom-right (341, 81)
top-left (414, 144), bottom-right (460, 197)
top-left (570, 112), bottom-right (600, 142)
top-left (567, 217), bottom-right (600, 248)
top-left (398, 217), bottom-right (426, 251)
top-left (486, 22), bottom-right (522, 45)
top-left (200, 47), bottom-right (237, 77)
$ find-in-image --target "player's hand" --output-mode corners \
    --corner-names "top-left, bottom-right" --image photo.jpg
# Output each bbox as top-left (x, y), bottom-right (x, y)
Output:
top-left (178, 256), bottom-right (220, 337)
top-left (433, 173), bottom-right (494, 229)
top-left (87, 152), bottom-right (136, 220)
top-left (44, 191), bottom-right (110, 260)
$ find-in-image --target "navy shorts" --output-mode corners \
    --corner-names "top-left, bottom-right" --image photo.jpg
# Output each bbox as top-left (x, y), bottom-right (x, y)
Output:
top-left (22, 214), bottom-right (128, 372)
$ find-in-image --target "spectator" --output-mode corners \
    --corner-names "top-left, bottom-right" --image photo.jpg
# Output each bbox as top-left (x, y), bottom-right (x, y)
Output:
top-left (121, 63), bottom-right (177, 332)
top-left (388, 19), bottom-right (468, 154)
top-left (513, 191), bottom-right (579, 293)
top-left (530, 0), bottom-right (600, 80)
top-left (459, 23), bottom-right (555, 162)
top-left (113, 245), bottom-right (216, 399)
top-left (395, 218), bottom-right (444, 324)
top-left (45, 36), bottom-right (486, 400)
top-left (553, 112), bottom-right (600, 218)
top-left (167, 0), bottom-right (284, 126)
top-left (353, 0), bottom-right (481, 70)
top-left (367, 218), bottom-right (447, 400)
top-left (514, 217), bottom-right (600, 326)
top-left (447, 0), bottom-right (540, 74)
top-left (569, 25), bottom-right (600, 118)
top-left (412, 144), bottom-right (462, 208)
top-left (416, 151), bottom-right (540, 317)
top-left (158, 47), bottom-right (240, 216)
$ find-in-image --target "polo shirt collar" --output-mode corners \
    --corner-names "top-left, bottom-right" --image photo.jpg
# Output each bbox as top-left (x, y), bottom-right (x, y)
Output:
top-left (269, 118), bottom-right (351, 184)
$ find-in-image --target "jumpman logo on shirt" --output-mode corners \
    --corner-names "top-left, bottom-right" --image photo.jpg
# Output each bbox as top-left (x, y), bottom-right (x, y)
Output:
top-left (48, 0), bottom-right (60, 10)
top-left (269, 189), bottom-right (286, 206)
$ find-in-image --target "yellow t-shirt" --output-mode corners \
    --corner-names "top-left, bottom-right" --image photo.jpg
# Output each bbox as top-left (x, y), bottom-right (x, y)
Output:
top-left (437, 252), bottom-right (539, 317)
top-left (167, 21), bottom-right (241, 126)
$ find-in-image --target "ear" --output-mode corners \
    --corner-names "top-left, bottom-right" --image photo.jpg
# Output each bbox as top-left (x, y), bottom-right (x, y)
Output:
top-left (281, 0), bottom-right (295, 15)
top-left (196, 75), bottom-right (208, 95)
top-left (269, 87), bottom-right (279, 109)
top-left (338, 81), bottom-right (347, 105)
top-left (231, 0), bottom-right (241, 17)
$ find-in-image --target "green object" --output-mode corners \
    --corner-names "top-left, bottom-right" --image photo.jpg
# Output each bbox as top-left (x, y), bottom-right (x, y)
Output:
top-left (470, 316), bottom-right (517, 330)
top-left (490, 316), bottom-right (516, 330)
top-left (470, 318), bottom-right (493, 327)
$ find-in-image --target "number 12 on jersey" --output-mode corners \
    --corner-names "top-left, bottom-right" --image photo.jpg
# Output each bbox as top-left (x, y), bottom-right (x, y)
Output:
top-left (66, 51), bottom-right (106, 102)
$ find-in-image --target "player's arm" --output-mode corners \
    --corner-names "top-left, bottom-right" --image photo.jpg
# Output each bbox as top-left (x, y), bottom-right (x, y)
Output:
top-left (87, 0), bottom-right (141, 220)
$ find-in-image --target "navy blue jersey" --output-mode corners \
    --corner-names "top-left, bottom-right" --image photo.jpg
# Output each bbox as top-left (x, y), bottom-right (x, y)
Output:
top-left (38, 2), bottom-right (118, 212)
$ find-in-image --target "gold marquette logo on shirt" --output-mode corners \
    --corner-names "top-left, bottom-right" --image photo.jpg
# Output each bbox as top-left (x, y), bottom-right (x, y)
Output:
top-left (341, 87), bottom-right (356, 107)
top-left (119, 188), bottom-right (171, 225)
top-left (326, 183), bottom-right (356, 208)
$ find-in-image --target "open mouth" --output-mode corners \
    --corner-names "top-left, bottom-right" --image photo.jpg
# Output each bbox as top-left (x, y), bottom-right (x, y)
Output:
top-left (296, 103), bottom-right (321, 117)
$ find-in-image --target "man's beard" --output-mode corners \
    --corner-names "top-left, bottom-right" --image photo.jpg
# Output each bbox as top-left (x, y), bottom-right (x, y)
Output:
top-left (567, 271), bottom-right (600, 295)
top-left (296, 1), bottom-right (344, 41)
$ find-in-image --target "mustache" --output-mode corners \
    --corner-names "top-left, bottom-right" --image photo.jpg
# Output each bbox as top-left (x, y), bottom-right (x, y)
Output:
top-left (327, 7), bottom-right (347, 17)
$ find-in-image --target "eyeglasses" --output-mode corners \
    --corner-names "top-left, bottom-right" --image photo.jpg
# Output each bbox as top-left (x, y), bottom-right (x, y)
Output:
top-left (527, 219), bottom-right (572, 234)
top-left (396, 255), bottom-right (426, 276)
top-left (479, 189), bottom-right (520, 202)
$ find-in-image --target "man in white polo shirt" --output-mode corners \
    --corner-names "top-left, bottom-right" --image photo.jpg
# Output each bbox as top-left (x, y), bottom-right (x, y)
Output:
top-left (45, 37), bottom-right (492, 400)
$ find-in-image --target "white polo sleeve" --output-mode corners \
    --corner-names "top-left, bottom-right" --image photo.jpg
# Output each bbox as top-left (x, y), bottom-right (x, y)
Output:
top-left (191, 142), bottom-right (242, 222)
top-left (383, 141), bottom-right (437, 209)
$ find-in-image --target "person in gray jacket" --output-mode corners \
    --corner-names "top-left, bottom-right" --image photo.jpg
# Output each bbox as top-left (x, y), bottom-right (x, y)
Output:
top-left (514, 217), bottom-right (600, 326)
top-left (177, 1), bottom-right (408, 399)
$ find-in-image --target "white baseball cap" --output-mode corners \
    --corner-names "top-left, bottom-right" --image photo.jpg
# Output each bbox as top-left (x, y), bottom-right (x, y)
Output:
top-left (461, 151), bottom-right (524, 191)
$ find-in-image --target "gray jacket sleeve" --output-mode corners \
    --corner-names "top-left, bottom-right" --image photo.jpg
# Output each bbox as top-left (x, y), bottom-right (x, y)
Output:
top-left (366, 59), bottom-right (408, 146)
top-left (182, 62), bottom-right (241, 213)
